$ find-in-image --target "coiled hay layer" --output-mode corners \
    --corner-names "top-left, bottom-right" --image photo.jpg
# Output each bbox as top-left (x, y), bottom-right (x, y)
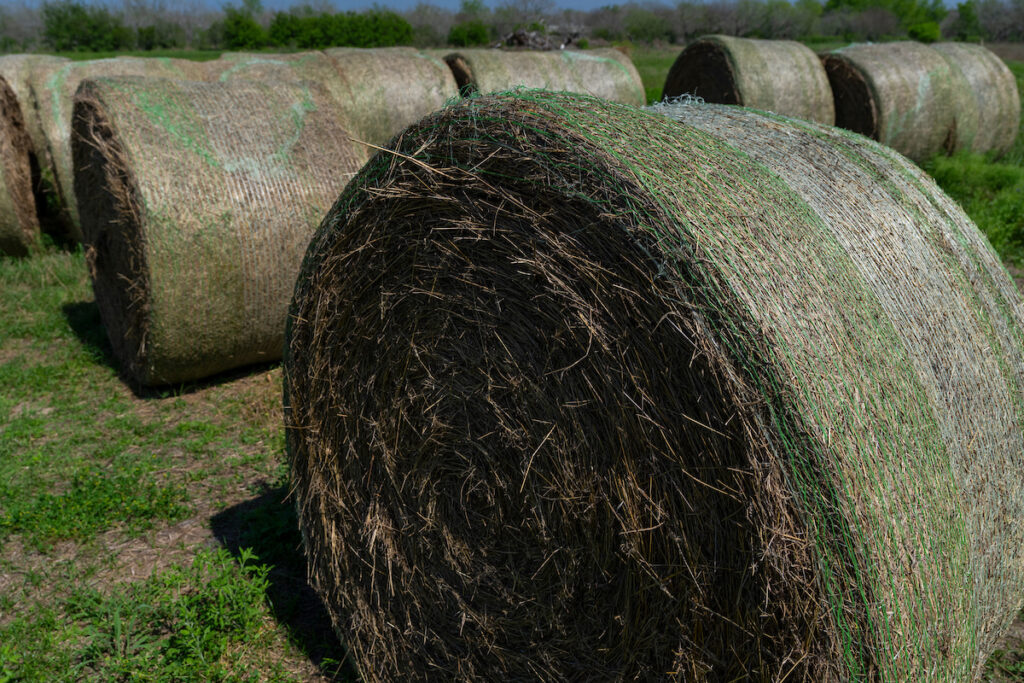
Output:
top-left (0, 75), bottom-right (38, 255)
top-left (73, 76), bottom-right (366, 386)
top-left (441, 48), bottom-right (644, 105)
top-left (41, 57), bottom-right (208, 237)
top-left (285, 90), bottom-right (1024, 681)
top-left (0, 54), bottom-right (69, 163)
top-left (662, 35), bottom-right (834, 124)
top-left (323, 47), bottom-right (458, 147)
top-left (932, 42), bottom-right (1021, 157)
top-left (823, 41), bottom-right (962, 162)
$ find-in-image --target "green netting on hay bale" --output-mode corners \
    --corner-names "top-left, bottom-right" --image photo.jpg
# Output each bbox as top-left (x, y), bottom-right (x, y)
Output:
top-left (72, 76), bottom-right (367, 386)
top-left (0, 54), bottom-right (69, 165)
top-left (932, 42), bottom-right (1021, 157)
top-left (40, 57), bottom-right (209, 238)
top-left (822, 41), bottom-right (965, 163)
top-left (439, 48), bottom-right (644, 106)
top-left (322, 47), bottom-right (458, 148)
top-left (662, 35), bottom-right (835, 125)
top-left (0, 74), bottom-right (39, 256)
top-left (284, 90), bottom-right (1024, 681)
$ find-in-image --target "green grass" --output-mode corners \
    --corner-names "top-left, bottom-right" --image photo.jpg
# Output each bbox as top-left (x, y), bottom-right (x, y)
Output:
top-left (922, 61), bottom-right (1024, 266)
top-left (0, 249), bottom-right (352, 680)
top-left (51, 49), bottom-right (224, 62)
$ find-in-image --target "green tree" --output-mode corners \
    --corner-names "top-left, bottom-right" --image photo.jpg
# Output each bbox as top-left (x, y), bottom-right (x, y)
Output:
top-left (222, 1), bottom-right (267, 49)
top-left (448, 19), bottom-right (491, 46)
top-left (42, 1), bottom-right (134, 51)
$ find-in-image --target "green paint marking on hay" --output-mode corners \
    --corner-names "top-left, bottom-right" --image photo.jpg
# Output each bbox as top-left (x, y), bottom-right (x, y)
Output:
top-left (114, 83), bottom-right (220, 170)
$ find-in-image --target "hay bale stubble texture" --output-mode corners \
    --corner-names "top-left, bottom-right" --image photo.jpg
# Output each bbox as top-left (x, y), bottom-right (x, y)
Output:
top-left (73, 76), bottom-right (367, 386)
top-left (441, 48), bottom-right (644, 105)
top-left (662, 35), bottom-right (835, 124)
top-left (0, 54), bottom-right (69, 163)
top-left (932, 41), bottom-right (1021, 156)
top-left (822, 41), bottom-right (963, 162)
top-left (40, 57), bottom-right (209, 237)
top-left (0, 75), bottom-right (39, 255)
top-left (284, 91), bottom-right (1024, 681)
top-left (323, 47), bottom-right (458, 147)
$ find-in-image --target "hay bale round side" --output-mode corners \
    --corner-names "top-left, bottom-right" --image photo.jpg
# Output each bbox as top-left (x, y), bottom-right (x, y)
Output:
top-left (38, 57), bottom-right (209, 238)
top-left (323, 47), bottom-right (458, 147)
top-left (441, 48), bottom-right (645, 105)
top-left (662, 35), bottom-right (835, 124)
top-left (932, 41), bottom-right (1021, 157)
top-left (72, 76), bottom-right (367, 386)
top-left (0, 75), bottom-right (39, 256)
top-left (822, 41), bottom-right (964, 162)
top-left (0, 54), bottom-right (69, 164)
top-left (284, 90), bottom-right (1024, 681)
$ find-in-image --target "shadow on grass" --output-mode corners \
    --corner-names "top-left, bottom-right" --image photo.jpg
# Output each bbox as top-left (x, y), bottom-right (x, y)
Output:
top-left (61, 299), bottom-right (280, 399)
top-left (211, 485), bottom-right (357, 682)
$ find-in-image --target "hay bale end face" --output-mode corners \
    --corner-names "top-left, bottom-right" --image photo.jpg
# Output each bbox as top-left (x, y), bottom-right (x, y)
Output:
top-left (441, 48), bottom-right (645, 105)
top-left (932, 41), bottom-right (1021, 157)
top-left (73, 76), bottom-right (367, 386)
top-left (822, 41), bottom-right (962, 162)
top-left (0, 75), bottom-right (39, 256)
top-left (662, 35), bottom-right (835, 125)
top-left (285, 91), bottom-right (1024, 681)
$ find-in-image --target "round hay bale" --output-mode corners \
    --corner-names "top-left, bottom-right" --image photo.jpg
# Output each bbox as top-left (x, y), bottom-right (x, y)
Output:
top-left (72, 76), bottom-right (367, 386)
top-left (284, 90), bottom-right (1024, 681)
top-left (0, 75), bottom-right (39, 256)
top-left (0, 54), bottom-right (69, 163)
top-left (440, 48), bottom-right (644, 105)
top-left (323, 47), bottom-right (459, 148)
top-left (38, 57), bottom-right (209, 238)
top-left (822, 41), bottom-right (962, 163)
top-left (932, 41), bottom-right (1021, 157)
top-left (662, 35), bottom-right (835, 125)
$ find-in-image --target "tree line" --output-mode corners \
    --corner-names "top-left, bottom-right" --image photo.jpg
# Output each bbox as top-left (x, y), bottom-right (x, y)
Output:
top-left (0, 0), bottom-right (1021, 54)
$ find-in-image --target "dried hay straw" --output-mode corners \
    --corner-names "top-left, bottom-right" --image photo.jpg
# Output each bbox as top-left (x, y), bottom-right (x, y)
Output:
top-left (932, 41), bottom-right (1021, 157)
top-left (39, 57), bottom-right (209, 238)
top-left (662, 35), bottom-right (835, 124)
top-left (440, 48), bottom-right (644, 105)
top-left (284, 90), bottom-right (1024, 681)
top-left (822, 41), bottom-right (964, 163)
top-left (0, 74), bottom-right (39, 256)
top-left (72, 76), bottom-right (366, 386)
top-left (0, 54), bottom-right (69, 165)
top-left (323, 47), bottom-right (458, 147)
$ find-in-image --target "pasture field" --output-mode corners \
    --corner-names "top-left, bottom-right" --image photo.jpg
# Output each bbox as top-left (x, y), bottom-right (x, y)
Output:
top-left (0, 46), bottom-right (1022, 681)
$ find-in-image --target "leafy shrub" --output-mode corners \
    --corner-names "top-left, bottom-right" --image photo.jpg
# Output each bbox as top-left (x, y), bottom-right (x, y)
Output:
top-left (41, 0), bottom-right (134, 51)
top-left (907, 20), bottom-right (941, 41)
top-left (267, 9), bottom-right (412, 49)
top-left (223, 5), bottom-right (267, 49)
top-left (448, 19), bottom-right (490, 46)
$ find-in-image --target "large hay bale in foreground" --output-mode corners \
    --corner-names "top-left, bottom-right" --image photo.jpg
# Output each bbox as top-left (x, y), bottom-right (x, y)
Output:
top-left (39, 57), bottom-right (208, 237)
top-left (285, 90), bottom-right (1024, 681)
top-left (0, 54), bottom-right (69, 163)
top-left (0, 75), bottom-right (39, 256)
top-left (73, 76), bottom-right (367, 386)
top-left (441, 48), bottom-right (644, 105)
top-left (323, 47), bottom-right (458, 148)
top-left (932, 41), bottom-right (1021, 157)
top-left (822, 41), bottom-right (963, 162)
top-left (662, 35), bottom-right (834, 124)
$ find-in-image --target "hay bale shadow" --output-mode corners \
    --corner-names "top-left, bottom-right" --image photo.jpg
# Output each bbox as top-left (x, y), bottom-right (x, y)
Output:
top-left (62, 300), bottom-right (118, 369)
top-left (61, 300), bottom-right (281, 398)
top-left (211, 485), bottom-right (357, 682)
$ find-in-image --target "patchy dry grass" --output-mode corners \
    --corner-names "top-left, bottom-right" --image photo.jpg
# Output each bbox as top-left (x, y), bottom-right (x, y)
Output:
top-left (0, 249), bottom-right (354, 681)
